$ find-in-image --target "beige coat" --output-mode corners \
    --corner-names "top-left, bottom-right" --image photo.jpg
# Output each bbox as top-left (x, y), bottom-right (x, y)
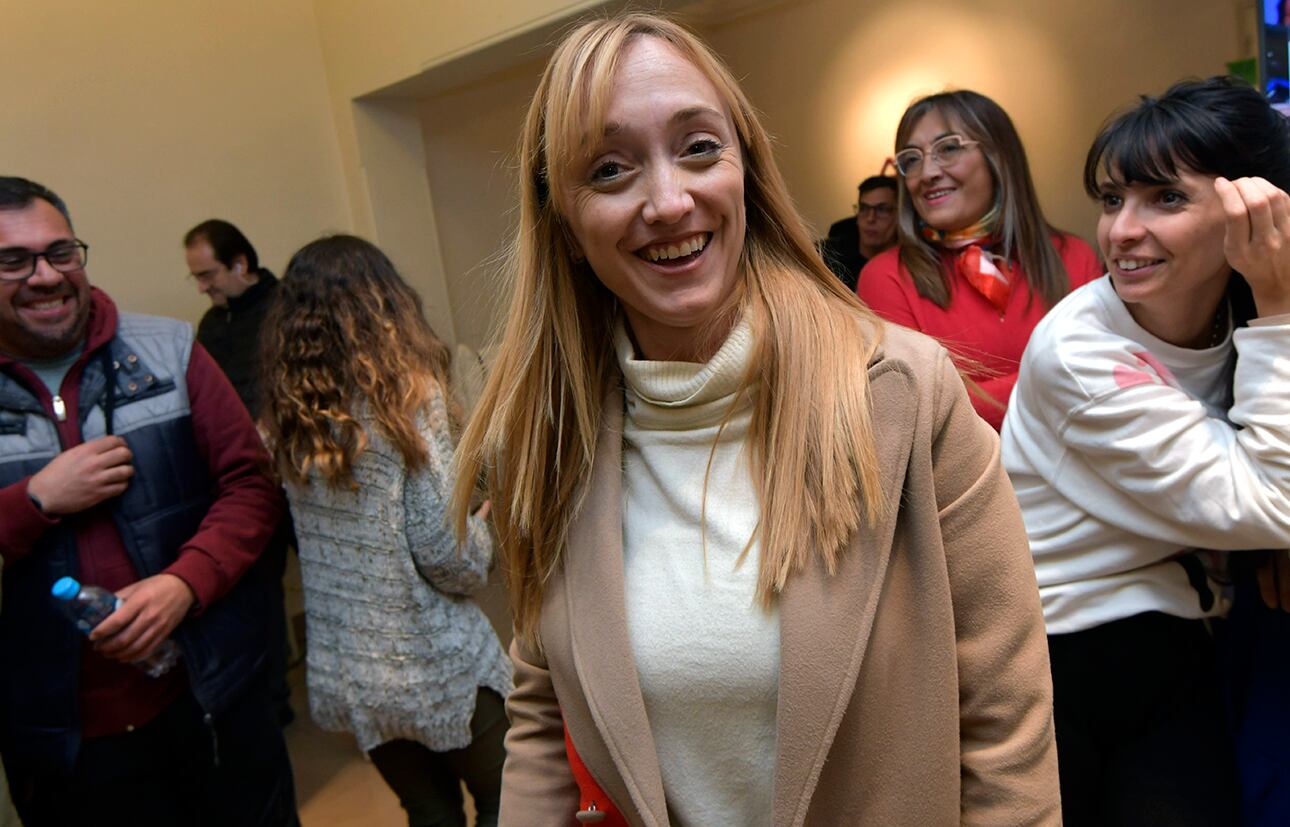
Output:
top-left (499, 327), bottom-right (1059, 826)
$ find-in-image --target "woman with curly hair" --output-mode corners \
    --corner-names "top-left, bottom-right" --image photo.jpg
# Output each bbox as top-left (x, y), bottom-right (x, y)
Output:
top-left (260, 235), bottom-right (509, 827)
top-left (453, 12), bottom-right (1057, 826)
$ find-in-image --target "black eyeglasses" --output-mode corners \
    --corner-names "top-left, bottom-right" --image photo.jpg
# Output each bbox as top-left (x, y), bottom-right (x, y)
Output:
top-left (855, 203), bottom-right (896, 218)
top-left (0, 240), bottom-right (89, 282)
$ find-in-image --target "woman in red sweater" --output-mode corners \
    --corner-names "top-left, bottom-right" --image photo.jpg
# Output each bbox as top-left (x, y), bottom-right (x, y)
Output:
top-left (858, 90), bottom-right (1101, 429)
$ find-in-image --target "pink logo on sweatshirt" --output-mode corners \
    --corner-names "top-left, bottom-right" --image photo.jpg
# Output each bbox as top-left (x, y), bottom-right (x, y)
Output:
top-left (1113, 351), bottom-right (1181, 390)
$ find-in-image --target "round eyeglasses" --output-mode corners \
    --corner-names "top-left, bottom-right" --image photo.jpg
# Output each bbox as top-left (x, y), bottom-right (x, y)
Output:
top-left (894, 135), bottom-right (980, 179)
top-left (0, 240), bottom-right (89, 282)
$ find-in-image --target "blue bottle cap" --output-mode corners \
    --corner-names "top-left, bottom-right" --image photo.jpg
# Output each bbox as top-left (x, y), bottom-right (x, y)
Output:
top-left (51, 577), bottom-right (82, 601)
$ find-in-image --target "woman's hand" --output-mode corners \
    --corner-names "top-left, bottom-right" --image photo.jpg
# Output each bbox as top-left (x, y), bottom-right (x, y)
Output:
top-left (1216, 176), bottom-right (1290, 317)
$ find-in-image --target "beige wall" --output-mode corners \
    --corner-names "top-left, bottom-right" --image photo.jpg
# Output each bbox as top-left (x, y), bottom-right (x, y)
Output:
top-left (419, 59), bottom-right (548, 351)
top-left (310, 0), bottom-right (606, 239)
top-left (704, 0), bottom-right (1246, 242)
top-left (304, 0), bottom-right (609, 348)
top-left (4, 0), bottom-right (1252, 342)
top-left (2, 0), bottom-right (350, 326)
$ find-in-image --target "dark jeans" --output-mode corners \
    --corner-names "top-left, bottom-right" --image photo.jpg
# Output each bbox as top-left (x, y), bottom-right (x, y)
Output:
top-left (10, 678), bottom-right (298, 827)
top-left (263, 523), bottom-right (294, 725)
top-left (368, 687), bottom-right (507, 827)
top-left (1222, 563), bottom-right (1290, 826)
top-left (1049, 611), bottom-right (1238, 827)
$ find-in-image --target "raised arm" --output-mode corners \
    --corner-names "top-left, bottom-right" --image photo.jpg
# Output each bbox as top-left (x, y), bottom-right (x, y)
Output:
top-left (1028, 318), bottom-right (1290, 552)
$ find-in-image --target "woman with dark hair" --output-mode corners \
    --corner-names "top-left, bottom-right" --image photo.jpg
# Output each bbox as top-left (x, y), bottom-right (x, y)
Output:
top-left (453, 12), bottom-right (1059, 826)
top-left (859, 90), bottom-right (1102, 429)
top-left (260, 235), bottom-right (510, 827)
top-left (1002, 77), bottom-right (1290, 826)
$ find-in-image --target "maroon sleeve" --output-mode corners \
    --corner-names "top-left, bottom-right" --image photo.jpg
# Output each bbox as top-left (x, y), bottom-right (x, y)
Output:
top-left (162, 342), bottom-right (283, 612)
top-left (857, 252), bottom-right (922, 331)
top-left (0, 478), bottom-right (60, 565)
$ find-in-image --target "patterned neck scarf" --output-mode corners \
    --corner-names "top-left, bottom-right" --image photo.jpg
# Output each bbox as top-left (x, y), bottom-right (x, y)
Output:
top-left (920, 204), bottom-right (1012, 313)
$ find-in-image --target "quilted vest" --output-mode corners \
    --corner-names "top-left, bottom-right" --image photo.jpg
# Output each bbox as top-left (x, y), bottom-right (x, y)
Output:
top-left (0, 313), bottom-right (270, 774)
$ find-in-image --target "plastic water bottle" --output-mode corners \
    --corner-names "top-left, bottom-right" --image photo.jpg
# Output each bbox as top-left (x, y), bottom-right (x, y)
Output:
top-left (51, 576), bottom-right (182, 678)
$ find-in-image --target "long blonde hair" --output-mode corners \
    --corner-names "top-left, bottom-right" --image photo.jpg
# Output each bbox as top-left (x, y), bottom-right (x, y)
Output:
top-left (453, 13), bottom-right (886, 648)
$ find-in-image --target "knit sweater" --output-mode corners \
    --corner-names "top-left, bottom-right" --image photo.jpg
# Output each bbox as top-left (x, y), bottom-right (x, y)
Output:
top-left (858, 233), bottom-right (1101, 430)
top-left (1001, 276), bottom-right (1290, 634)
top-left (284, 386), bottom-right (511, 752)
top-left (616, 319), bottom-right (778, 827)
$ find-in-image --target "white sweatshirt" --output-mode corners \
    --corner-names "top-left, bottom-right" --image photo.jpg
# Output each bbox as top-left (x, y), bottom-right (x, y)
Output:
top-left (1001, 276), bottom-right (1290, 634)
top-left (616, 319), bottom-right (778, 827)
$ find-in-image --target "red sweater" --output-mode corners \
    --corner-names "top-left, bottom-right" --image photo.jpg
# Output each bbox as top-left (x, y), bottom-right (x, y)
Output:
top-left (0, 289), bottom-right (284, 736)
top-left (857, 234), bottom-right (1101, 430)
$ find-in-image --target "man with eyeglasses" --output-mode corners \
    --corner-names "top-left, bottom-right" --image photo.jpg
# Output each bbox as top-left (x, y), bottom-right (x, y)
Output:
top-left (820, 175), bottom-right (899, 291)
top-left (0, 177), bottom-right (298, 825)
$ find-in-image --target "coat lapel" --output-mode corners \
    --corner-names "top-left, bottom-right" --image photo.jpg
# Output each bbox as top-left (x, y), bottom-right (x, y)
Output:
top-left (563, 387), bottom-right (671, 827)
top-left (772, 364), bottom-right (916, 826)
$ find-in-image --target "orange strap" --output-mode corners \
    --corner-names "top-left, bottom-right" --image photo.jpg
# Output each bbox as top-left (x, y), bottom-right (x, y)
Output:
top-left (564, 721), bottom-right (628, 825)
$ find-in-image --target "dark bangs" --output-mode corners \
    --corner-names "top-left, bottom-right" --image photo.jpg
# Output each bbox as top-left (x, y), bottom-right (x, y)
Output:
top-left (1084, 98), bottom-right (1241, 197)
top-left (1085, 77), bottom-right (1290, 198)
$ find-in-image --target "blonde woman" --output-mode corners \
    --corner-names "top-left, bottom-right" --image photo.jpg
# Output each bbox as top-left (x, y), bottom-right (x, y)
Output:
top-left (455, 13), bottom-right (1057, 826)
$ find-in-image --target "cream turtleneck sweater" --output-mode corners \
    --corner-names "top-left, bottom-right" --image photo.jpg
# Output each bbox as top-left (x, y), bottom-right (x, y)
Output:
top-left (616, 319), bottom-right (778, 827)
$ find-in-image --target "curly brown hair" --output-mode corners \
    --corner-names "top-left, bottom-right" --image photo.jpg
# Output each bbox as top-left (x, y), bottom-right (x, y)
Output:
top-left (260, 234), bottom-right (454, 488)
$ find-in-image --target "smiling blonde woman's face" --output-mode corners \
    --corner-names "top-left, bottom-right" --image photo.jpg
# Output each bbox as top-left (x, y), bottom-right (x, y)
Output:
top-left (558, 36), bottom-right (746, 361)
